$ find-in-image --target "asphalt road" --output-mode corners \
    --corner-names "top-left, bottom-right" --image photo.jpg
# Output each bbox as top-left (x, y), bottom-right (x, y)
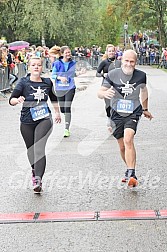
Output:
top-left (0, 66), bottom-right (167, 252)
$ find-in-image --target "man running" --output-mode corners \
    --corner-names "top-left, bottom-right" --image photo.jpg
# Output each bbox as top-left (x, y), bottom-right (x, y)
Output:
top-left (97, 49), bottom-right (153, 187)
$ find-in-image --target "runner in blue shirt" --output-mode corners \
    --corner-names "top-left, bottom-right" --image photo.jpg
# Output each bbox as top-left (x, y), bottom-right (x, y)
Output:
top-left (51, 46), bottom-right (76, 137)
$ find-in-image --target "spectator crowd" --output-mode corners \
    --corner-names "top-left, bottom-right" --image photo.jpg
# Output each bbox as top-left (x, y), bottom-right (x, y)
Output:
top-left (1, 36), bottom-right (167, 95)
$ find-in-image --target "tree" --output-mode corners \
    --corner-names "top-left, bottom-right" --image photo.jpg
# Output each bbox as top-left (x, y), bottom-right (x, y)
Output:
top-left (148, 0), bottom-right (167, 46)
top-left (0, 0), bottom-right (27, 41)
top-left (98, 3), bottom-right (121, 49)
top-left (119, 0), bottom-right (167, 46)
top-left (54, 0), bottom-right (100, 47)
top-left (1, 0), bottom-right (165, 48)
top-left (23, 0), bottom-right (61, 45)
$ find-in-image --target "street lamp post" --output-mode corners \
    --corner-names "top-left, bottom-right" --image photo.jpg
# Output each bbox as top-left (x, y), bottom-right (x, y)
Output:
top-left (124, 22), bottom-right (128, 49)
top-left (41, 0), bottom-right (46, 46)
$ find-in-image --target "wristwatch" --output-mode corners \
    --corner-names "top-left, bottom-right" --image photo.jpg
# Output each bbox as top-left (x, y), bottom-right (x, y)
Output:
top-left (142, 108), bottom-right (148, 111)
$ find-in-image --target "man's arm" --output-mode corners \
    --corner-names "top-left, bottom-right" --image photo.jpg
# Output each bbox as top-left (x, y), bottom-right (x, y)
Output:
top-left (97, 85), bottom-right (115, 99)
top-left (140, 86), bottom-right (153, 120)
top-left (140, 86), bottom-right (148, 110)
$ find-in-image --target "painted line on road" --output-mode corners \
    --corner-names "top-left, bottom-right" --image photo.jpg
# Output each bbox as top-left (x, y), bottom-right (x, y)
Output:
top-left (0, 213), bottom-right (35, 224)
top-left (158, 210), bottom-right (167, 219)
top-left (98, 210), bottom-right (156, 220)
top-left (37, 211), bottom-right (97, 222)
top-left (0, 210), bottom-right (167, 224)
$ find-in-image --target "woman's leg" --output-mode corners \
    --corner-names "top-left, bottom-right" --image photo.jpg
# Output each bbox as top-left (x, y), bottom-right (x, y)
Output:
top-left (20, 119), bottom-right (53, 185)
top-left (20, 123), bottom-right (35, 170)
top-left (9, 74), bottom-right (17, 86)
top-left (56, 91), bottom-right (65, 114)
top-left (33, 118), bottom-right (53, 179)
top-left (64, 89), bottom-right (75, 130)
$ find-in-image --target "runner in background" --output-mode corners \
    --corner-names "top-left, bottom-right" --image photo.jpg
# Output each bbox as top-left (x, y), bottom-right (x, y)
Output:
top-left (96, 44), bottom-right (121, 132)
top-left (51, 46), bottom-right (76, 137)
top-left (49, 45), bottom-right (61, 66)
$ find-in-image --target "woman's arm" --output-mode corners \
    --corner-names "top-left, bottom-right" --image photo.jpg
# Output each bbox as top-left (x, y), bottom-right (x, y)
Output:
top-left (49, 83), bottom-right (61, 123)
top-left (10, 96), bottom-right (25, 106)
top-left (96, 61), bottom-right (105, 77)
top-left (51, 64), bottom-right (58, 80)
top-left (9, 87), bottom-right (25, 106)
top-left (52, 101), bottom-right (61, 123)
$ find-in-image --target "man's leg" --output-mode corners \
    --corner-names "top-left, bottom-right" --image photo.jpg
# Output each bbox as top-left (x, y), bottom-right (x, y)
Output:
top-left (123, 128), bottom-right (138, 186)
top-left (117, 128), bottom-right (138, 186)
top-left (112, 117), bottom-right (138, 186)
top-left (124, 128), bottom-right (136, 169)
top-left (117, 137), bottom-right (126, 164)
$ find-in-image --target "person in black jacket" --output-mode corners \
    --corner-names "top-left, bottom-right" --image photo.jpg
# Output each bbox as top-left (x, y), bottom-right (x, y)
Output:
top-left (9, 56), bottom-right (61, 193)
top-left (96, 44), bottom-right (121, 131)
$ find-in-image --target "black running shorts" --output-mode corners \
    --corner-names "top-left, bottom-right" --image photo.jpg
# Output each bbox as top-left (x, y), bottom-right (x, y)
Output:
top-left (111, 114), bottom-right (140, 139)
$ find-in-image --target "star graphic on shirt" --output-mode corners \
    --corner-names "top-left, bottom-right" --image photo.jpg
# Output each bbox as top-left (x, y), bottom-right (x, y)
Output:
top-left (30, 86), bottom-right (47, 104)
top-left (119, 79), bottom-right (136, 98)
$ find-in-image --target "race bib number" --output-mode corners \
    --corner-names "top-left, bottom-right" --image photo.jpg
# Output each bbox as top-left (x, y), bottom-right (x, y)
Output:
top-left (57, 82), bottom-right (70, 87)
top-left (30, 104), bottom-right (49, 121)
top-left (117, 99), bottom-right (134, 113)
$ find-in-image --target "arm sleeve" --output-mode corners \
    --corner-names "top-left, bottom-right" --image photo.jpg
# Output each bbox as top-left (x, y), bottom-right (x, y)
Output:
top-left (49, 82), bottom-right (58, 102)
top-left (51, 64), bottom-right (58, 80)
top-left (9, 78), bottom-right (24, 100)
top-left (96, 61), bottom-right (105, 77)
top-left (102, 73), bottom-right (113, 88)
top-left (140, 73), bottom-right (147, 89)
top-left (9, 79), bottom-right (24, 104)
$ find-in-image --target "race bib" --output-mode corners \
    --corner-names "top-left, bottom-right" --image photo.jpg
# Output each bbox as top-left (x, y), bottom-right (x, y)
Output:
top-left (57, 83), bottom-right (70, 87)
top-left (30, 104), bottom-right (49, 121)
top-left (117, 99), bottom-right (134, 114)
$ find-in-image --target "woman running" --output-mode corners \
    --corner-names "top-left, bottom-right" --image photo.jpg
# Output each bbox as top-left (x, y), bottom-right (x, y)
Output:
top-left (96, 44), bottom-right (121, 131)
top-left (9, 56), bottom-right (61, 193)
top-left (51, 46), bottom-right (76, 137)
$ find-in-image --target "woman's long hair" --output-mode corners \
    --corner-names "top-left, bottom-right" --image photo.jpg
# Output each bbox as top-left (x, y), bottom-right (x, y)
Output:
top-left (49, 45), bottom-right (61, 58)
top-left (102, 44), bottom-right (115, 60)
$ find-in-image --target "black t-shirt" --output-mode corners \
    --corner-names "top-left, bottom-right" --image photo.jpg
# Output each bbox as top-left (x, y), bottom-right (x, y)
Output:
top-left (97, 58), bottom-right (121, 74)
top-left (104, 68), bottom-right (146, 119)
top-left (96, 58), bottom-right (121, 84)
top-left (9, 75), bottom-right (57, 124)
top-left (97, 58), bottom-right (113, 74)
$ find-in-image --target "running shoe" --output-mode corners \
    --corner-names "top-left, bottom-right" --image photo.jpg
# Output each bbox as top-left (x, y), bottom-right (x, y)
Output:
top-left (122, 169), bottom-right (138, 187)
top-left (33, 178), bottom-right (42, 193)
top-left (32, 170), bottom-right (36, 186)
top-left (32, 171), bottom-right (42, 190)
top-left (122, 169), bottom-right (129, 183)
top-left (128, 176), bottom-right (138, 187)
top-left (64, 129), bottom-right (70, 137)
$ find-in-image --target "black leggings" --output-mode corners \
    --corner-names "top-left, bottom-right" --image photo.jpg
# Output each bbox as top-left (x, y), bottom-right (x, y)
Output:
top-left (20, 118), bottom-right (53, 179)
top-left (56, 89), bottom-right (75, 130)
